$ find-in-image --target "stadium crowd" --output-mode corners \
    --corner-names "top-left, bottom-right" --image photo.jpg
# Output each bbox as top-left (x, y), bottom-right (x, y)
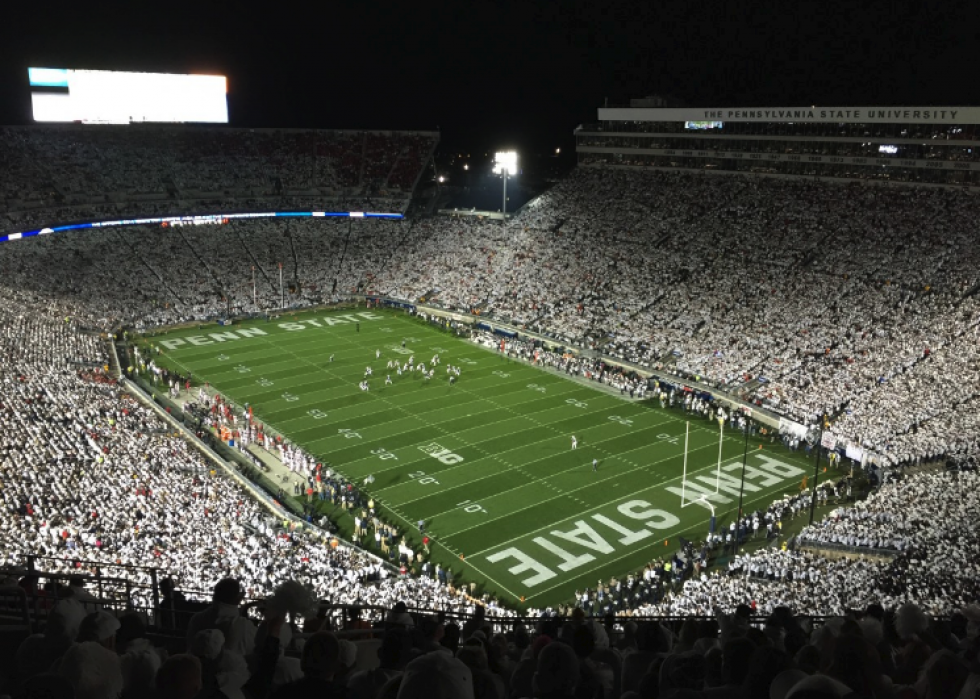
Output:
top-left (4, 151), bottom-right (980, 696)
top-left (0, 300), bottom-right (493, 615)
top-left (0, 127), bottom-right (437, 215)
top-left (7, 574), bottom-right (980, 699)
top-left (7, 166), bottom-right (974, 468)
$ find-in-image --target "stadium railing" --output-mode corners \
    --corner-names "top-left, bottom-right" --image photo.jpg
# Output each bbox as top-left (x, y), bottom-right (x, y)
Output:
top-left (796, 540), bottom-right (901, 558)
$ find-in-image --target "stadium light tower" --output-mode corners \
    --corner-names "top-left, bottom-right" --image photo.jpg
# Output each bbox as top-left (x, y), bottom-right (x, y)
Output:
top-left (492, 151), bottom-right (518, 220)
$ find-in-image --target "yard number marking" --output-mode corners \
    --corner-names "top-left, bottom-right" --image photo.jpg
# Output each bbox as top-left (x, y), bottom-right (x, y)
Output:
top-left (408, 470), bottom-right (440, 485)
top-left (457, 500), bottom-right (487, 514)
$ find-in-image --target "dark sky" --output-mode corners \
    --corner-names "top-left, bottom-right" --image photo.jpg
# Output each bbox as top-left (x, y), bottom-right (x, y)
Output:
top-left (2, 0), bottom-right (978, 156)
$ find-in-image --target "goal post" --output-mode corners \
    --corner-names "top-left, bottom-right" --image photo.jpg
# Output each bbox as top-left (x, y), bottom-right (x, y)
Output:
top-left (679, 419), bottom-right (725, 509)
top-left (680, 421), bottom-right (690, 504)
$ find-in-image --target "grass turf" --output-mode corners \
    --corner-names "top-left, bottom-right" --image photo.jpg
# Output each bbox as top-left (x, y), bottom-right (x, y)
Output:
top-left (143, 307), bottom-right (829, 609)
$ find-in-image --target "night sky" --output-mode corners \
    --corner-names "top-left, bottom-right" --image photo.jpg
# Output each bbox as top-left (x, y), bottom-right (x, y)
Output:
top-left (1, 0), bottom-right (978, 158)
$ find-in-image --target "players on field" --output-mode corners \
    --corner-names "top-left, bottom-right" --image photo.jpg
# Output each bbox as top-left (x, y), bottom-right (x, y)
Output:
top-left (572, 435), bottom-right (578, 449)
top-left (359, 380), bottom-right (369, 391)
top-left (385, 375), bottom-right (392, 385)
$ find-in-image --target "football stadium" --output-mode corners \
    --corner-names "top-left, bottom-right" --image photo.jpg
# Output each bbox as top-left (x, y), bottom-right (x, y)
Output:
top-left (2, 65), bottom-right (980, 699)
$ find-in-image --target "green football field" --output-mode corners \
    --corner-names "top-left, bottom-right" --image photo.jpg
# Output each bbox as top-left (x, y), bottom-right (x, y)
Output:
top-left (146, 307), bottom-right (819, 608)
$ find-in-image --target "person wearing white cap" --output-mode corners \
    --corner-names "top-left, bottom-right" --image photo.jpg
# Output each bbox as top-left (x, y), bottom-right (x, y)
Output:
top-left (185, 578), bottom-right (256, 657)
top-left (335, 639), bottom-right (359, 689)
top-left (57, 641), bottom-right (124, 699)
top-left (783, 673), bottom-right (856, 699)
top-left (190, 628), bottom-right (250, 699)
top-left (15, 597), bottom-right (86, 681)
top-left (532, 641), bottom-right (579, 699)
top-left (347, 627), bottom-right (412, 699)
top-left (397, 651), bottom-right (475, 699)
top-left (270, 631), bottom-right (343, 699)
top-left (249, 614), bottom-right (302, 691)
top-left (120, 645), bottom-right (163, 699)
top-left (77, 610), bottom-right (121, 650)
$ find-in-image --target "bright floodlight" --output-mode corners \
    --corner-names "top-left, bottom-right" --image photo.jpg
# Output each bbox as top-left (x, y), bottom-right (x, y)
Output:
top-left (493, 150), bottom-right (518, 175)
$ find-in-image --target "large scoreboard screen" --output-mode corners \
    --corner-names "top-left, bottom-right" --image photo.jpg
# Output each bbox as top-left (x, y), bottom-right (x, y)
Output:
top-left (28, 68), bottom-right (228, 124)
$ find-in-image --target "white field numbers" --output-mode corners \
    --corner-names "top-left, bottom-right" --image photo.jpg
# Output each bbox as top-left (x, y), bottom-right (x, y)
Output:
top-left (492, 370), bottom-right (510, 379)
top-left (408, 471), bottom-right (440, 485)
top-left (257, 377), bottom-right (274, 387)
top-left (566, 398), bottom-right (588, 409)
top-left (418, 443), bottom-right (464, 464)
top-left (307, 409), bottom-right (328, 419)
top-left (282, 392), bottom-right (299, 402)
top-left (339, 429), bottom-right (362, 439)
top-left (372, 448), bottom-right (398, 461)
top-left (527, 383), bottom-right (546, 393)
top-left (609, 415), bottom-right (633, 426)
top-left (457, 499), bottom-right (487, 514)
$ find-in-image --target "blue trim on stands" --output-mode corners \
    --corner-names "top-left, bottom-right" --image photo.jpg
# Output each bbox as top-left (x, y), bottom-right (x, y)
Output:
top-left (0, 210), bottom-right (404, 244)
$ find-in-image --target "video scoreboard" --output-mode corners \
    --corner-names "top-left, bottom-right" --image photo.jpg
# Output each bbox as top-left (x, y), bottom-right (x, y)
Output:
top-left (28, 67), bottom-right (229, 124)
